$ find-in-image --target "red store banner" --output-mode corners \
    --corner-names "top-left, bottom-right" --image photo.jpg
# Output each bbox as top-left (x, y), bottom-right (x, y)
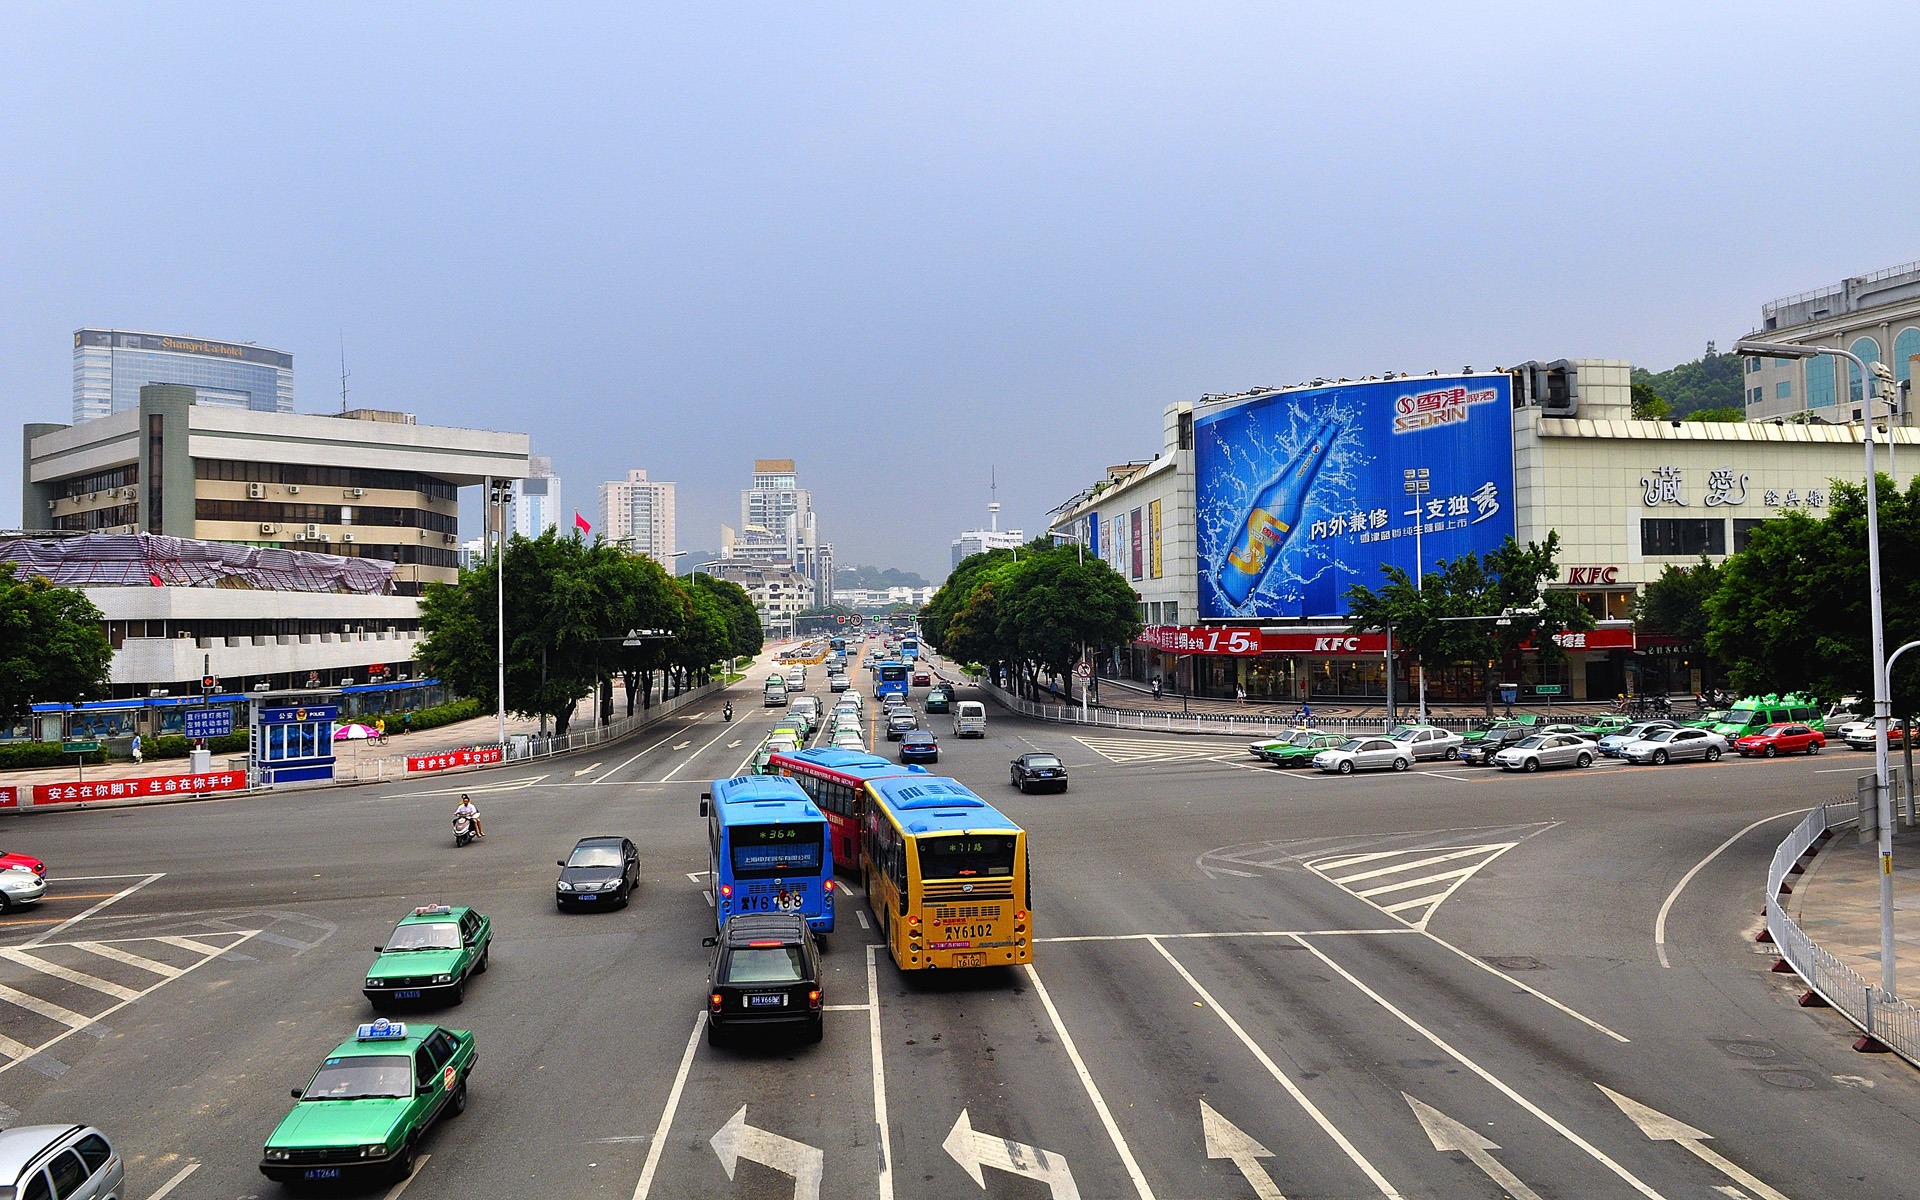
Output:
top-left (30, 770), bottom-right (247, 807)
top-left (407, 746), bottom-right (506, 774)
top-left (1137, 626), bottom-right (1388, 657)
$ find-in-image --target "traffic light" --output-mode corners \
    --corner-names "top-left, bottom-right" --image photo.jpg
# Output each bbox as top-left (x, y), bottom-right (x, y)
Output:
top-left (201, 674), bottom-right (217, 693)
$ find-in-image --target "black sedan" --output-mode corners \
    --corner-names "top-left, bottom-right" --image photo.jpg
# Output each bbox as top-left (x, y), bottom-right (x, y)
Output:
top-left (1010, 752), bottom-right (1069, 793)
top-left (555, 835), bottom-right (640, 910)
top-left (1460, 725), bottom-right (1534, 766)
top-left (899, 731), bottom-right (939, 763)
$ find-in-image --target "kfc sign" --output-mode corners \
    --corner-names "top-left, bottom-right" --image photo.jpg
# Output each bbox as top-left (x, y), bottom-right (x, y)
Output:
top-left (1137, 626), bottom-right (1387, 656)
top-left (1566, 566), bottom-right (1619, 585)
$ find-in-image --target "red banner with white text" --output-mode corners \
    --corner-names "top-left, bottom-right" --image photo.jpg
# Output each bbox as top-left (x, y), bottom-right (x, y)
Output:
top-left (31, 770), bottom-right (247, 807)
top-left (407, 746), bottom-right (506, 774)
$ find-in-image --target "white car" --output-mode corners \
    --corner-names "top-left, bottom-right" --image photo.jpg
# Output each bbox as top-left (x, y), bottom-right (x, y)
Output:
top-left (1384, 725), bottom-right (1465, 762)
top-left (1312, 737), bottom-right (1415, 775)
top-left (831, 731), bottom-right (866, 753)
top-left (1597, 720), bottom-right (1677, 757)
top-left (1621, 727), bottom-right (1728, 764)
top-left (1493, 733), bottom-right (1595, 772)
top-left (0, 866), bottom-right (46, 911)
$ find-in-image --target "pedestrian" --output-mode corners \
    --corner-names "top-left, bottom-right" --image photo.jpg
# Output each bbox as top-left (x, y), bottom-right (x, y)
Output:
top-left (400, 712), bottom-right (412, 735)
top-left (1235, 684), bottom-right (1246, 704)
top-left (1300, 703), bottom-right (1312, 724)
top-left (130, 733), bottom-right (142, 765)
top-left (1151, 678), bottom-right (1163, 700)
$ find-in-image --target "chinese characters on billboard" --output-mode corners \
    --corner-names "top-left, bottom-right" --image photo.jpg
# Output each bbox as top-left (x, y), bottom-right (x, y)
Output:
top-left (1194, 375), bottom-right (1516, 619)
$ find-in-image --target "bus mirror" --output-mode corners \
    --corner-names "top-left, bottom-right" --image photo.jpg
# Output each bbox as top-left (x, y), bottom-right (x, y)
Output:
top-left (699, 799), bottom-right (708, 816)
top-left (702, 936), bottom-right (718, 947)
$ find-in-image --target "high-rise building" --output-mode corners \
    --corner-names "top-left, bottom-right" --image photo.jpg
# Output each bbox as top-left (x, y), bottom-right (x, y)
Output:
top-left (599, 468), bottom-right (677, 560)
top-left (508, 454), bottom-right (561, 538)
top-left (728, 458), bottom-right (832, 606)
top-left (1743, 259), bottom-right (1920, 424)
top-left (73, 329), bottom-right (294, 425)
top-left (952, 498), bottom-right (1025, 568)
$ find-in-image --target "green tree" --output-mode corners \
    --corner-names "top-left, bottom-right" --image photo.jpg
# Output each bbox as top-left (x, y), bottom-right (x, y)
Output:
top-left (1630, 382), bottom-right (1671, 420)
top-left (1683, 406), bottom-right (1744, 423)
top-left (607, 553), bottom-right (686, 714)
top-left (694, 575), bottom-right (762, 662)
top-left (1632, 343), bottom-right (1744, 418)
top-left (996, 545), bottom-right (1142, 694)
top-left (1635, 557), bottom-right (1724, 658)
top-left (0, 565), bottom-right (113, 725)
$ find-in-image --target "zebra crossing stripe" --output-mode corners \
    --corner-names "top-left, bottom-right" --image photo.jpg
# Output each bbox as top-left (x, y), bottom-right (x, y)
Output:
top-left (1075, 736), bottom-right (1242, 764)
top-left (1333, 846), bottom-right (1502, 886)
top-left (0, 983), bottom-right (91, 1029)
top-left (1307, 842), bottom-right (1520, 931)
top-left (154, 935), bottom-right (229, 957)
top-left (0, 948), bottom-right (140, 1000)
top-left (68, 942), bottom-right (183, 978)
top-left (1351, 865), bottom-right (1489, 899)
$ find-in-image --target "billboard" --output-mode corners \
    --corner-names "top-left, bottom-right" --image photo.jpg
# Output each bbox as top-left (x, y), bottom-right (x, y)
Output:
top-left (1194, 375), bottom-right (1515, 620)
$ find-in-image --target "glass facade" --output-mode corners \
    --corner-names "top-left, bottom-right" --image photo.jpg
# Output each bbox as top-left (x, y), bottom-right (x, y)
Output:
top-left (1896, 327), bottom-right (1920, 386)
top-left (1849, 336), bottom-right (1881, 405)
top-left (1805, 353), bottom-right (1837, 409)
top-left (73, 330), bottom-right (293, 424)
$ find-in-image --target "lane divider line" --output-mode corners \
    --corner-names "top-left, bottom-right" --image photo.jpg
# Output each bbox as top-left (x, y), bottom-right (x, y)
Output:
top-left (23, 873), bottom-right (163, 948)
top-left (867, 943), bottom-right (895, 1200)
top-left (1654, 807), bottom-right (1807, 969)
top-left (146, 1161), bottom-right (199, 1200)
top-left (1023, 961), bottom-right (1158, 1200)
top-left (631, 1011), bottom-right (705, 1200)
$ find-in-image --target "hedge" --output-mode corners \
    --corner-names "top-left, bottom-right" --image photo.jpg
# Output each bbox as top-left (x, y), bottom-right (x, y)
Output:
top-left (142, 732), bottom-right (249, 760)
top-left (0, 743), bottom-right (105, 768)
top-left (382, 697), bottom-right (485, 735)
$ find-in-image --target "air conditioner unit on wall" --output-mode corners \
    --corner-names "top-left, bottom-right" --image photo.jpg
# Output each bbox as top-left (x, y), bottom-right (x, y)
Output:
top-left (342, 533), bottom-right (354, 542)
top-left (247, 482), bottom-right (266, 499)
top-left (286, 485), bottom-right (300, 494)
top-left (46, 499), bottom-right (56, 511)
top-left (260, 523), bottom-right (278, 534)
top-left (122, 487), bottom-right (136, 499)
top-left (305, 524), bottom-right (320, 537)
top-left (347, 488), bottom-right (364, 498)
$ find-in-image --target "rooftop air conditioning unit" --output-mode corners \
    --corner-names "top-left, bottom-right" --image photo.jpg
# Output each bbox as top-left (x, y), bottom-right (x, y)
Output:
top-left (286, 484), bottom-right (300, 494)
top-left (247, 482), bottom-right (266, 499)
top-left (347, 487), bottom-right (365, 498)
top-left (305, 524), bottom-right (321, 538)
top-left (259, 523), bottom-right (278, 534)
top-left (148, 688), bottom-right (168, 697)
top-left (253, 681), bottom-right (271, 692)
top-left (341, 533), bottom-right (354, 542)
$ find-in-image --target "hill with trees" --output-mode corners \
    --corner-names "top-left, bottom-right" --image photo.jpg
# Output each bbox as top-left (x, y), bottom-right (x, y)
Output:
top-left (1631, 342), bottom-right (1745, 420)
top-left (836, 564), bottom-right (931, 590)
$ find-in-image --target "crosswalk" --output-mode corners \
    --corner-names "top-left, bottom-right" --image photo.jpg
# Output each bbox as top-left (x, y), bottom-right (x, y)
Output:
top-left (1074, 735), bottom-right (1244, 765)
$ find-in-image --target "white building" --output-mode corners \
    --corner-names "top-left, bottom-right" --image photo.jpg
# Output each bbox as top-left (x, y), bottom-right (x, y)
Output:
top-left (725, 459), bottom-right (833, 607)
top-left (839, 586), bottom-right (935, 611)
top-left (697, 560), bottom-right (814, 637)
top-left (508, 454), bottom-right (561, 538)
top-left (952, 499), bottom-right (1025, 568)
top-left (1743, 259), bottom-right (1920, 424)
top-left (599, 469), bottom-right (676, 559)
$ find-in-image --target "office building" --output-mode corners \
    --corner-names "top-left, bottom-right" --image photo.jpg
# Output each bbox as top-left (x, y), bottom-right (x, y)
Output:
top-left (725, 458), bottom-right (832, 607)
top-left (73, 329), bottom-right (294, 425)
top-left (24, 385), bottom-right (530, 594)
top-left (599, 469), bottom-right (676, 559)
top-left (1743, 260), bottom-right (1920, 423)
top-left (696, 560), bottom-right (815, 638)
top-left (508, 454), bottom-right (561, 538)
top-left (952, 499), bottom-right (1025, 568)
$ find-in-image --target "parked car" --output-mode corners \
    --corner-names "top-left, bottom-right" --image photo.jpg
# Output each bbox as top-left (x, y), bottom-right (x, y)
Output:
top-left (0, 1124), bottom-right (122, 1199)
top-left (1597, 720), bottom-right (1677, 757)
top-left (1011, 752), bottom-right (1069, 792)
top-left (1460, 724), bottom-right (1535, 765)
top-left (1734, 724), bottom-right (1824, 757)
top-left (899, 731), bottom-right (939, 763)
top-left (1494, 733), bottom-right (1595, 772)
top-left (1578, 714), bottom-right (1636, 735)
top-left (1536, 724), bottom-right (1599, 741)
top-left (1461, 715), bottom-right (1542, 742)
top-left (1312, 737), bottom-right (1414, 774)
top-left (0, 867), bottom-right (46, 912)
top-left (703, 913), bottom-right (823, 1045)
top-left (555, 836), bottom-right (641, 910)
top-left (1384, 725), bottom-right (1465, 762)
top-left (1249, 729), bottom-right (1345, 766)
top-left (1846, 724), bottom-right (1907, 751)
top-left (0, 851), bottom-right (45, 878)
top-left (1621, 727), bottom-right (1729, 764)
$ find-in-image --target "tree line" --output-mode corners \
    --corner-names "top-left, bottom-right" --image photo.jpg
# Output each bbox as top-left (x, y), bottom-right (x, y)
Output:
top-left (419, 530), bottom-right (761, 737)
top-left (921, 538), bottom-right (1141, 697)
top-left (0, 563), bottom-right (113, 727)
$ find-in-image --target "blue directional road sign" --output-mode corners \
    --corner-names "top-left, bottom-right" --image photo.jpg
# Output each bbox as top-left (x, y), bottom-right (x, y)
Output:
top-left (183, 707), bottom-right (234, 739)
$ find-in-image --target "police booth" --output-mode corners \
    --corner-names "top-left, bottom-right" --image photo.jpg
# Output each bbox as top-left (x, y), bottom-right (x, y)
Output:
top-left (254, 703), bottom-right (337, 784)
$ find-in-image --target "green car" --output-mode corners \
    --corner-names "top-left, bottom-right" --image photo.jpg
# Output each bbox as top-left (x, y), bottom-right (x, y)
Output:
top-left (1249, 729), bottom-right (1345, 765)
top-left (1461, 713), bottom-right (1543, 742)
top-left (363, 905), bottom-right (491, 1009)
top-left (1578, 714), bottom-right (1634, 734)
top-left (925, 685), bottom-right (954, 713)
top-left (260, 1019), bottom-right (475, 1184)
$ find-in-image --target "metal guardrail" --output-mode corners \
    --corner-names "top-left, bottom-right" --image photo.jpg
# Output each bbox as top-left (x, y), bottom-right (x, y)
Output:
top-left (511, 680), bottom-right (723, 762)
top-left (1767, 800), bottom-right (1920, 1064)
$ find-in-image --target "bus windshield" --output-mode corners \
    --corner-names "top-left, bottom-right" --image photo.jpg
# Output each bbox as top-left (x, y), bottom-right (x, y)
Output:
top-left (918, 834), bottom-right (1017, 879)
top-left (879, 665), bottom-right (907, 681)
top-left (729, 824), bottom-right (825, 878)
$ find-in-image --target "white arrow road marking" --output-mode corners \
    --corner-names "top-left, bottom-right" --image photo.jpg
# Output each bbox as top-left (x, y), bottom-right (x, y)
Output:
top-left (710, 1105), bottom-right (823, 1200)
top-left (1598, 1085), bottom-right (1792, 1200)
top-left (943, 1109), bottom-right (1080, 1198)
top-left (728, 739), bottom-right (743, 748)
top-left (1200, 1102), bottom-right (1284, 1200)
top-left (673, 741), bottom-right (691, 750)
top-left (574, 762), bottom-right (603, 776)
top-left (1405, 1094), bottom-right (1542, 1200)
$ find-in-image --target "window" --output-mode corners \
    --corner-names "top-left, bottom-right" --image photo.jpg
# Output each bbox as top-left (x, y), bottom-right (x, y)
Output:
top-left (1733, 518), bottom-right (1771, 552)
top-left (1746, 357), bottom-right (1761, 374)
top-left (73, 1135), bottom-right (112, 1174)
top-left (1806, 353), bottom-right (1837, 408)
top-left (1896, 328), bottom-right (1920, 386)
top-left (46, 1151), bottom-right (88, 1199)
top-left (1642, 518), bottom-right (1725, 556)
top-left (1776, 380), bottom-right (1793, 400)
top-left (23, 1171), bottom-right (50, 1200)
top-left (415, 1048), bottom-right (436, 1089)
top-left (1849, 336), bottom-right (1882, 404)
top-left (1747, 386), bottom-right (1762, 405)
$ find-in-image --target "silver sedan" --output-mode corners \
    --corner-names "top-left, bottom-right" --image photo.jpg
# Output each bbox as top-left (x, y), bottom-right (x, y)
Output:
top-left (1494, 733), bottom-right (1596, 773)
top-left (1385, 725), bottom-right (1465, 761)
top-left (1312, 737), bottom-right (1415, 775)
top-left (1621, 727), bottom-right (1729, 764)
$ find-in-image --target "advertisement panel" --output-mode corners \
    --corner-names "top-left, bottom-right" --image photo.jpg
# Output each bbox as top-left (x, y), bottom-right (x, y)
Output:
top-left (407, 746), bottom-right (507, 774)
top-left (1148, 500), bottom-right (1163, 579)
top-left (1130, 508), bottom-right (1144, 580)
top-left (30, 770), bottom-right (246, 806)
top-left (1194, 375), bottom-right (1516, 619)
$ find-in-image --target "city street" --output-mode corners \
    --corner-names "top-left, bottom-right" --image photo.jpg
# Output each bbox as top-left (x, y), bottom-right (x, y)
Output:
top-left (0, 668), bottom-right (1915, 1200)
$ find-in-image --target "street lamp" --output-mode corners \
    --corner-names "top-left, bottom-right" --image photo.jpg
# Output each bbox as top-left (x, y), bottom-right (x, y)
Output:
top-left (1050, 524), bottom-right (1088, 564)
top-left (485, 476), bottom-right (514, 746)
top-left (1739, 337), bottom-right (1900, 997)
top-left (1404, 468), bottom-right (1432, 722)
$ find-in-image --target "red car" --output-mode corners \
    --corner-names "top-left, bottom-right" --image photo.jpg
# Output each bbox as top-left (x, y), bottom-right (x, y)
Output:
top-left (1735, 724), bottom-right (1825, 758)
top-left (0, 852), bottom-right (46, 878)
top-left (911, 671), bottom-right (931, 687)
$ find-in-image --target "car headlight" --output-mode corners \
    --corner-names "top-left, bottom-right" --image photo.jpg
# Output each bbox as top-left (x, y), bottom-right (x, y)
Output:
top-left (361, 1143), bottom-right (388, 1157)
top-left (556, 881), bottom-right (573, 891)
top-left (432, 974), bottom-right (454, 984)
top-left (365, 977), bottom-right (380, 988)
top-left (266, 1148), bottom-right (290, 1161)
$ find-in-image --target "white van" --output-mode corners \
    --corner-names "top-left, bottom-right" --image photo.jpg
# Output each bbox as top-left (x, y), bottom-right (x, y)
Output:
top-left (785, 665), bottom-right (806, 690)
top-left (763, 677), bottom-right (789, 707)
top-left (953, 701), bottom-right (986, 738)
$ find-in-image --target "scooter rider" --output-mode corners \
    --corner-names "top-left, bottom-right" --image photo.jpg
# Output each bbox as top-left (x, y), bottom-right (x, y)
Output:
top-left (723, 701), bottom-right (733, 722)
top-left (454, 794), bottom-right (483, 840)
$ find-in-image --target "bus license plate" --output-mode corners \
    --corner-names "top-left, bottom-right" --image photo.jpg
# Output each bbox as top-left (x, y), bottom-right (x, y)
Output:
top-left (748, 993), bottom-right (785, 1008)
top-left (953, 952), bottom-right (986, 968)
top-left (304, 1168), bottom-right (343, 1180)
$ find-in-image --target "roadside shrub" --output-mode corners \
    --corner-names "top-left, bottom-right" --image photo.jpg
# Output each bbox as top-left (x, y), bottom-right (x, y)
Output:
top-left (0, 742), bottom-right (105, 768)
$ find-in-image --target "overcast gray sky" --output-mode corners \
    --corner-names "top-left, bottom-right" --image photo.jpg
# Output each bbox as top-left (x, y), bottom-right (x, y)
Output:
top-left (5, 3), bottom-right (1918, 580)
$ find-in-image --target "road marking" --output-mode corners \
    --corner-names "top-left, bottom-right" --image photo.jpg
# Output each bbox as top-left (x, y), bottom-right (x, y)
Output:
top-left (0, 1029), bottom-right (37, 1060)
top-left (1406, 1094), bottom-right (1542, 1200)
top-left (727, 740), bottom-right (743, 749)
top-left (867, 944), bottom-right (895, 1200)
top-left (673, 741), bottom-right (691, 751)
top-left (1147, 936), bottom-right (1400, 1198)
top-left (68, 942), bottom-right (181, 979)
top-left (1200, 1101), bottom-right (1284, 1200)
top-left (944, 1109), bottom-right (1079, 1197)
top-left (23, 873), bottom-right (163, 948)
top-left (1416, 771), bottom-right (1471, 783)
top-left (1037, 928), bottom-right (1416, 943)
top-left (574, 762), bottom-right (603, 776)
top-left (146, 1162), bottom-right (199, 1200)
top-left (1075, 735), bottom-right (1242, 764)
top-left (0, 981), bottom-right (93, 1028)
top-left (1655, 807), bottom-right (1807, 968)
top-left (1598, 1085), bottom-right (1790, 1200)
top-left (685, 871), bottom-right (709, 883)
top-left (631, 1011), bottom-right (705, 1200)
top-left (1023, 962), bottom-right (1156, 1198)
top-left (406, 775), bottom-right (549, 796)
top-left (661, 721), bottom-right (748, 783)
top-left (822, 1003), bottom-right (870, 1012)
top-left (598, 729), bottom-right (692, 783)
top-left (0, 948), bottom-right (139, 1000)
top-left (1290, 935), bottom-right (1669, 1199)
top-left (381, 1153), bottom-right (430, 1199)
top-left (712, 1106), bottom-right (823, 1198)
top-left (154, 935), bottom-right (226, 956)
top-left (55, 874), bottom-right (158, 881)
top-left (1306, 845), bottom-right (1516, 930)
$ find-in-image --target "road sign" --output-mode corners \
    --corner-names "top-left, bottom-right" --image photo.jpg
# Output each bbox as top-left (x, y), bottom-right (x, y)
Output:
top-left (60, 741), bottom-right (100, 755)
top-left (1075, 662), bottom-right (1091, 681)
top-left (1534, 684), bottom-right (1564, 696)
top-left (183, 707), bottom-right (233, 739)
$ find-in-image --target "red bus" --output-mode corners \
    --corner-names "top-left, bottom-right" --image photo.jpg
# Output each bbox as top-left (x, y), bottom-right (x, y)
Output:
top-left (766, 748), bottom-right (927, 871)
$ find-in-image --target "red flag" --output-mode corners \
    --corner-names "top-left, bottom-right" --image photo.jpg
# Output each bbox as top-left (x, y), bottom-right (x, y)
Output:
top-left (574, 511), bottom-right (592, 536)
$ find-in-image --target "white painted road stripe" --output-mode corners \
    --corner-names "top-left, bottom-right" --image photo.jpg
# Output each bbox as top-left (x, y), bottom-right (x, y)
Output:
top-left (632, 1012), bottom-right (706, 1200)
top-left (381, 1153), bottom-right (430, 1200)
top-left (68, 942), bottom-right (183, 978)
top-left (1334, 846), bottom-right (1498, 885)
top-left (1291, 934), bottom-right (1667, 1199)
top-left (1354, 866), bottom-right (1482, 899)
top-left (1024, 962), bottom-right (1157, 1200)
top-left (661, 721), bottom-right (749, 784)
top-left (0, 1028), bottom-right (38, 1061)
top-left (0, 948), bottom-right (140, 1000)
top-left (867, 944), bottom-right (895, 1200)
top-left (0, 982), bottom-right (90, 1028)
top-left (23, 873), bottom-right (163, 948)
top-left (1655, 807), bottom-right (1807, 969)
top-left (145, 1162), bottom-right (198, 1200)
top-left (1147, 935), bottom-right (1402, 1198)
top-left (574, 762), bottom-right (603, 776)
top-left (154, 935), bottom-right (227, 957)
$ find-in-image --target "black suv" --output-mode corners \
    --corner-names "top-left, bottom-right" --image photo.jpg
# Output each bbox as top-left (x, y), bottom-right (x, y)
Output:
top-left (703, 913), bottom-right (823, 1046)
top-left (1460, 725), bottom-right (1534, 765)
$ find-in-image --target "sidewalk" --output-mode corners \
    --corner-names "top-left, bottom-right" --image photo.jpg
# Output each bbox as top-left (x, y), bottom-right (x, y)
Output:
top-left (1788, 816), bottom-right (1920, 999)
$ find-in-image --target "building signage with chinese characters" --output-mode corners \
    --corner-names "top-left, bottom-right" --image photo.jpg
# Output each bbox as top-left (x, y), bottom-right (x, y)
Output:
top-left (1642, 466), bottom-right (1822, 510)
top-left (183, 707), bottom-right (234, 739)
top-left (1137, 625), bottom-right (1389, 656)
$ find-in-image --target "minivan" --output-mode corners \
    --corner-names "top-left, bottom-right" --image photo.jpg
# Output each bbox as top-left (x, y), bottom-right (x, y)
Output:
top-left (953, 701), bottom-right (987, 737)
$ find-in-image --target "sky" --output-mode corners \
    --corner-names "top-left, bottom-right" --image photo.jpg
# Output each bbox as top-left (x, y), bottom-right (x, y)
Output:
top-left (5, 3), bottom-right (1919, 582)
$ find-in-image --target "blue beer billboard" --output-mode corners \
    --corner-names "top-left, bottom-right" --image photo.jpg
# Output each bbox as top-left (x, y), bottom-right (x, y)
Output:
top-left (1194, 374), bottom-right (1516, 620)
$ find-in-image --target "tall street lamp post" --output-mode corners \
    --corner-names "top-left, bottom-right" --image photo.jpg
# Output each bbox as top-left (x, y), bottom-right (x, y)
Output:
top-left (1403, 468), bottom-right (1432, 722)
top-left (1738, 338), bottom-right (1899, 997)
top-left (486, 477), bottom-right (514, 747)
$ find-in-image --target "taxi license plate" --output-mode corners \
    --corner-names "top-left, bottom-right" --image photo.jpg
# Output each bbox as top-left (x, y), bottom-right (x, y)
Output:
top-left (304, 1168), bottom-right (342, 1180)
top-left (953, 952), bottom-right (987, 968)
top-left (747, 993), bottom-right (785, 1008)
top-left (394, 989), bottom-right (421, 999)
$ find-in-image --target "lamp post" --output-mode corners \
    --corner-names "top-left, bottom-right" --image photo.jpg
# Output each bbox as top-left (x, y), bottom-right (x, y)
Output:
top-left (486, 477), bottom-right (514, 746)
top-left (1403, 468), bottom-right (1432, 722)
top-left (1739, 337), bottom-right (1899, 996)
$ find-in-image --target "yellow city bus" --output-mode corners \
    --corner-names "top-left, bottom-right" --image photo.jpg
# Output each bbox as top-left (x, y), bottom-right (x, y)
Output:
top-left (861, 775), bottom-right (1031, 971)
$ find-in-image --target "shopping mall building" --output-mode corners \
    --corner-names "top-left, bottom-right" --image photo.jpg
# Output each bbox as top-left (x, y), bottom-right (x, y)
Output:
top-left (1051, 358), bottom-right (1913, 706)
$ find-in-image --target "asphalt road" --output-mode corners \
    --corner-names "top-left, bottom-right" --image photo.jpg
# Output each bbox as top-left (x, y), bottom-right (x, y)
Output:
top-left (2, 646), bottom-right (1917, 1199)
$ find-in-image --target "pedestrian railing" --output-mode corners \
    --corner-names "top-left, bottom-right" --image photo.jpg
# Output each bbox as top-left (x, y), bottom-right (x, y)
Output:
top-left (1767, 799), bottom-right (1920, 1065)
top-left (510, 680), bottom-right (724, 762)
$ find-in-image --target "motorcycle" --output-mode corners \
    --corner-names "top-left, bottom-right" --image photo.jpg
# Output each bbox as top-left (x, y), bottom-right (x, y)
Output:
top-left (453, 814), bottom-right (476, 848)
top-left (722, 702), bottom-right (733, 722)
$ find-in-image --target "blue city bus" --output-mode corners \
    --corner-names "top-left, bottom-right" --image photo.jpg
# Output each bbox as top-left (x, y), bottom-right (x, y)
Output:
top-left (900, 637), bottom-right (919, 661)
top-left (700, 776), bottom-right (835, 935)
top-left (875, 660), bottom-right (910, 700)
top-left (767, 748), bottom-right (928, 871)
top-left (829, 636), bottom-right (846, 656)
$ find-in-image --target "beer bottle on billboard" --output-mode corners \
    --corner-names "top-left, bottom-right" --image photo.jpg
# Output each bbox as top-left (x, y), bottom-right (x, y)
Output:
top-left (1215, 415), bottom-right (1341, 607)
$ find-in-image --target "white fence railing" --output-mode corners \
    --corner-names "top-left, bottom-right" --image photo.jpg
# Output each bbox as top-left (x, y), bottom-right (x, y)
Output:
top-left (980, 679), bottom-right (1420, 738)
top-left (1767, 800), bottom-right (1920, 1064)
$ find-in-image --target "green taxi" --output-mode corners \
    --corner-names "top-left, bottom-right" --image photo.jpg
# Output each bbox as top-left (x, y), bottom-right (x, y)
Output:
top-left (1249, 729), bottom-right (1346, 766)
top-left (1461, 713), bottom-right (1543, 742)
top-left (260, 1019), bottom-right (474, 1185)
top-left (363, 905), bottom-right (490, 1009)
top-left (1577, 714), bottom-right (1634, 735)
